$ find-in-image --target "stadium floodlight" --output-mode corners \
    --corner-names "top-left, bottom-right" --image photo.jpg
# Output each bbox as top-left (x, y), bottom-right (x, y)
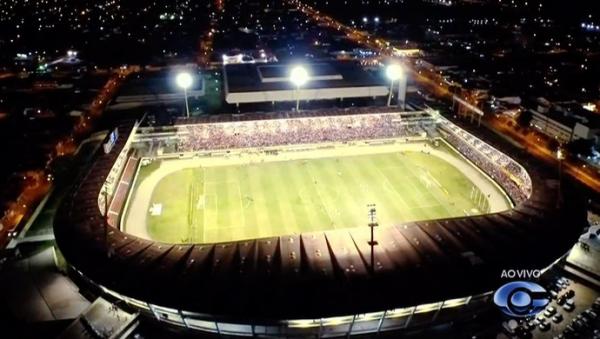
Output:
top-left (386, 63), bottom-right (403, 81)
top-left (386, 64), bottom-right (406, 108)
top-left (176, 72), bottom-right (193, 118)
top-left (290, 65), bottom-right (309, 87)
top-left (289, 65), bottom-right (309, 111)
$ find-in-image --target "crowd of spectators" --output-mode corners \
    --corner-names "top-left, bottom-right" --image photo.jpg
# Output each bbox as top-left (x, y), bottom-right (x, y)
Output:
top-left (98, 146), bottom-right (131, 214)
top-left (177, 113), bottom-right (427, 151)
top-left (440, 121), bottom-right (532, 203)
top-left (176, 106), bottom-right (414, 126)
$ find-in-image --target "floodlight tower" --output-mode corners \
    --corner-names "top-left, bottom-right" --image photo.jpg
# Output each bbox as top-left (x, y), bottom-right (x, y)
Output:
top-left (289, 65), bottom-right (309, 111)
top-left (176, 72), bottom-right (193, 118)
top-left (367, 204), bottom-right (379, 274)
top-left (386, 64), bottom-right (406, 110)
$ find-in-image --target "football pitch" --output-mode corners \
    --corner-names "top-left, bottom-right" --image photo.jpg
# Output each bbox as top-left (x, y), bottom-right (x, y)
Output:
top-left (123, 141), bottom-right (511, 244)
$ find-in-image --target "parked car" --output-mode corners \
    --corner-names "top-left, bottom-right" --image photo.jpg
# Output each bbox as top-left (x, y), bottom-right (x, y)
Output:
top-left (563, 302), bottom-right (575, 312)
top-left (592, 298), bottom-right (600, 311)
top-left (538, 319), bottom-right (551, 331)
top-left (557, 295), bottom-right (568, 305)
top-left (552, 313), bottom-right (563, 323)
top-left (544, 306), bottom-right (557, 317)
top-left (583, 309), bottom-right (598, 320)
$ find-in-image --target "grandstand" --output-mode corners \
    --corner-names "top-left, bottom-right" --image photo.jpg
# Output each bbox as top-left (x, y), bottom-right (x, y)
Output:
top-left (54, 107), bottom-right (586, 337)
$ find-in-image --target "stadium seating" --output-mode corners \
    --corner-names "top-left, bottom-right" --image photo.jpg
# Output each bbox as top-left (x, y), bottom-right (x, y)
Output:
top-left (53, 110), bottom-right (586, 329)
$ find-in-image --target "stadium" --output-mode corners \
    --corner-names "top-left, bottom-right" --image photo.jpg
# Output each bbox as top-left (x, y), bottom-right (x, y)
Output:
top-left (54, 107), bottom-right (586, 337)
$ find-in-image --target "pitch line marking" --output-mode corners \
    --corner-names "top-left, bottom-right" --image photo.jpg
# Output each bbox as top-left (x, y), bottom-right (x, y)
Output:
top-left (395, 153), bottom-right (454, 218)
top-left (305, 163), bottom-right (336, 227)
top-left (204, 180), bottom-right (237, 185)
top-left (235, 181), bottom-right (246, 233)
top-left (371, 165), bottom-right (411, 211)
top-left (204, 183), bottom-right (216, 230)
top-left (202, 167), bottom-right (207, 242)
top-left (212, 194), bottom-right (219, 241)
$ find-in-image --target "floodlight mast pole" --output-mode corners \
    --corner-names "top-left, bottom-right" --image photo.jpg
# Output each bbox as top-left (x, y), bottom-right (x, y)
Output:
top-left (184, 87), bottom-right (190, 118)
top-left (367, 204), bottom-right (378, 274)
top-left (296, 85), bottom-right (300, 111)
top-left (176, 72), bottom-right (193, 118)
top-left (397, 74), bottom-right (407, 110)
top-left (386, 64), bottom-right (406, 109)
top-left (290, 66), bottom-right (308, 111)
top-left (387, 80), bottom-right (394, 106)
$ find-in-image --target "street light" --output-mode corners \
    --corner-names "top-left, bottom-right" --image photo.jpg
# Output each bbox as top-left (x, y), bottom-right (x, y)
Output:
top-left (176, 72), bottom-right (193, 118)
top-left (289, 65), bottom-right (309, 111)
top-left (386, 64), bottom-right (405, 108)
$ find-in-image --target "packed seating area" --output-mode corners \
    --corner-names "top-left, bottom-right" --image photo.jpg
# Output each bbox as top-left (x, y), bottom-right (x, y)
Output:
top-left (106, 155), bottom-right (139, 227)
top-left (176, 106), bottom-right (417, 125)
top-left (177, 113), bottom-right (427, 151)
top-left (439, 120), bottom-right (532, 203)
top-left (98, 146), bottom-right (131, 215)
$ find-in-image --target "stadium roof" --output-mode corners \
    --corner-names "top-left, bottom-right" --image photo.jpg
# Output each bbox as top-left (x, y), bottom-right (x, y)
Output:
top-left (223, 61), bottom-right (388, 104)
top-left (54, 111), bottom-right (587, 320)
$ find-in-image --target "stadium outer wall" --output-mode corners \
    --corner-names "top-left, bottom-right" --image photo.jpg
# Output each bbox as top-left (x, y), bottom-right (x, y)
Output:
top-left (54, 110), bottom-right (587, 337)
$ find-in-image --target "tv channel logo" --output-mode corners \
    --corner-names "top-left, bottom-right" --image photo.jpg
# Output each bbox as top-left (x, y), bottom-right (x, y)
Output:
top-left (493, 281), bottom-right (550, 318)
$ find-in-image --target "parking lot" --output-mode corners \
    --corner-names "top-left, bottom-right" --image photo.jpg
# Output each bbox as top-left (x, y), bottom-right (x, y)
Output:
top-left (500, 275), bottom-right (600, 338)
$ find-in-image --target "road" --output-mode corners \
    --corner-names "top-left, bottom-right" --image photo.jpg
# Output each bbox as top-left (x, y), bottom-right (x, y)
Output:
top-left (0, 67), bottom-right (136, 249)
top-left (488, 116), bottom-right (600, 192)
top-left (287, 0), bottom-right (600, 193)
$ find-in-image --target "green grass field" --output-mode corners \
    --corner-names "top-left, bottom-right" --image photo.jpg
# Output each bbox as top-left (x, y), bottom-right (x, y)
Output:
top-left (126, 143), bottom-right (505, 244)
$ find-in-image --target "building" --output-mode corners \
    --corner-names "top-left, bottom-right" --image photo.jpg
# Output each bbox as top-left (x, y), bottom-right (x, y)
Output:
top-left (565, 224), bottom-right (600, 286)
top-left (110, 69), bottom-right (205, 110)
top-left (528, 99), bottom-right (600, 144)
top-left (53, 108), bottom-right (586, 337)
top-left (223, 61), bottom-right (388, 105)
